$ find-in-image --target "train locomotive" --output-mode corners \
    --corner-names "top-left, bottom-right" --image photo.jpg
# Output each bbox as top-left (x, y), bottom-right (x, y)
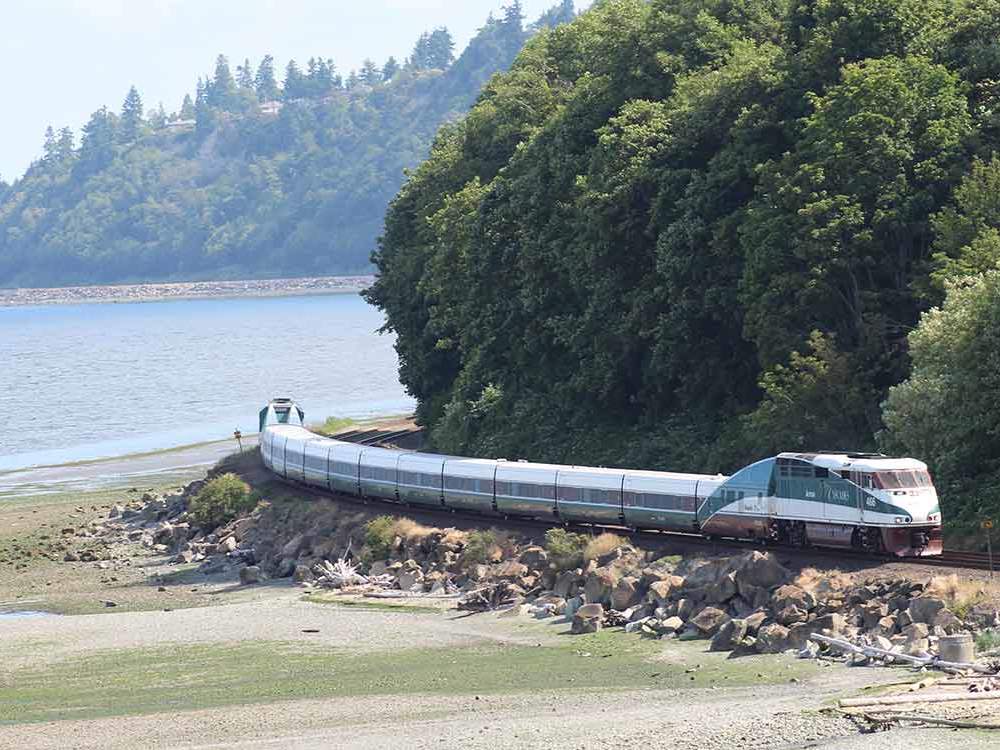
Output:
top-left (259, 398), bottom-right (943, 557)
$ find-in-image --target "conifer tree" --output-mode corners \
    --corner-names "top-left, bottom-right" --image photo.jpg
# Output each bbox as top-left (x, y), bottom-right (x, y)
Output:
top-left (427, 27), bottom-right (455, 69)
top-left (120, 85), bottom-right (144, 142)
top-left (42, 126), bottom-right (57, 162)
top-left (360, 58), bottom-right (381, 86)
top-left (236, 58), bottom-right (254, 90)
top-left (179, 93), bottom-right (196, 120)
top-left (283, 60), bottom-right (305, 100)
top-left (56, 127), bottom-right (75, 161)
top-left (149, 103), bottom-right (167, 129)
top-left (209, 54), bottom-right (236, 108)
top-left (255, 55), bottom-right (280, 101)
top-left (382, 56), bottom-right (400, 81)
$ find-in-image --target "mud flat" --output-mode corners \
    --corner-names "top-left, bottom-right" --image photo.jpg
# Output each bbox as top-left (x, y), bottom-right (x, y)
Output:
top-left (0, 275), bottom-right (373, 307)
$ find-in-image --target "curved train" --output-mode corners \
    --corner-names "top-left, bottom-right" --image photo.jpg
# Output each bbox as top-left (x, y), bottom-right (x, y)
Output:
top-left (259, 398), bottom-right (943, 557)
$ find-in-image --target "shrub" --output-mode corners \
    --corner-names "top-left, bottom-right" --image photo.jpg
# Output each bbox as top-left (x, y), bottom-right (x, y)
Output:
top-left (583, 533), bottom-right (626, 563)
top-left (364, 515), bottom-right (396, 560)
top-left (925, 574), bottom-right (985, 618)
top-left (463, 529), bottom-right (500, 566)
top-left (189, 473), bottom-right (256, 529)
top-left (391, 518), bottom-right (433, 544)
top-left (976, 629), bottom-right (1000, 653)
top-left (544, 528), bottom-right (588, 570)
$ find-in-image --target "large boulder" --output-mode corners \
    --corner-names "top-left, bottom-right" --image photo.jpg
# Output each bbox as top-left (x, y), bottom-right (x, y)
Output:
top-left (518, 546), bottom-right (548, 570)
top-left (908, 597), bottom-right (947, 624)
top-left (710, 618), bottom-right (748, 652)
top-left (772, 584), bottom-right (816, 613)
top-left (281, 532), bottom-right (306, 559)
top-left (705, 572), bottom-right (738, 604)
top-left (858, 601), bottom-right (889, 630)
top-left (776, 605), bottom-right (809, 626)
top-left (683, 558), bottom-right (735, 589)
top-left (646, 579), bottom-right (676, 608)
top-left (239, 565), bottom-right (261, 585)
top-left (584, 567), bottom-right (619, 606)
top-left (735, 551), bottom-right (791, 595)
top-left (902, 622), bottom-right (930, 644)
top-left (756, 623), bottom-right (792, 653)
top-left (493, 560), bottom-right (529, 580)
top-left (572, 603), bottom-right (605, 634)
top-left (612, 576), bottom-right (640, 611)
top-left (691, 606), bottom-right (731, 637)
top-left (744, 611), bottom-right (768, 635)
top-left (554, 570), bottom-right (582, 599)
top-left (933, 608), bottom-right (963, 634)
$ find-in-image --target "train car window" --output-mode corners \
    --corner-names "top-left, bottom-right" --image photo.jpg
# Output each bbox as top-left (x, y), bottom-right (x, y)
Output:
top-left (495, 481), bottom-right (510, 495)
top-left (814, 467), bottom-right (829, 478)
top-left (559, 485), bottom-right (583, 502)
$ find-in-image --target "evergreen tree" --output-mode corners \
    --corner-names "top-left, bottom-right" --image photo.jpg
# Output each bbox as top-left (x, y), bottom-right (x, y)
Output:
top-left (502, 1), bottom-right (524, 28)
top-left (360, 58), bottom-right (381, 86)
top-left (409, 32), bottom-right (432, 70)
top-left (149, 102), bottom-right (167, 129)
top-left (236, 58), bottom-right (255, 90)
top-left (75, 106), bottom-right (117, 176)
top-left (305, 57), bottom-right (335, 96)
top-left (255, 54), bottom-right (280, 101)
top-left (42, 126), bottom-right (58, 162)
top-left (382, 56), bottom-right (400, 81)
top-left (120, 85), bottom-right (144, 142)
top-left (427, 27), bottom-right (455, 69)
top-left (56, 127), bottom-right (75, 161)
top-left (346, 70), bottom-right (360, 90)
top-left (533, 0), bottom-right (574, 29)
top-left (179, 93), bottom-right (196, 120)
top-left (283, 60), bottom-right (305, 100)
top-left (209, 54), bottom-right (236, 108)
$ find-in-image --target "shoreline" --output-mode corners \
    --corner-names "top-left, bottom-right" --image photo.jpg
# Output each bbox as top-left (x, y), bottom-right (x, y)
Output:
top-left (0, 275), bottom-right (374, 308)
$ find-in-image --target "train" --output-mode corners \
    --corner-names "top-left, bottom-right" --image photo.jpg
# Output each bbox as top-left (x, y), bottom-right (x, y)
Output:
top-left (258, 398), bottom-right (943, 557)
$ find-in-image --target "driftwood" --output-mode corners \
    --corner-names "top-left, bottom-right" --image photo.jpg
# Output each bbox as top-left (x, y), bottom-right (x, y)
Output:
top-left (457, 582), bottom-right (521, 612)
top-left (841, 691), bottom-right (1000, 708)
top-left (810, 633), bottom-right (994, 674)
top-left (854, 712), bottom-right (1000, 730)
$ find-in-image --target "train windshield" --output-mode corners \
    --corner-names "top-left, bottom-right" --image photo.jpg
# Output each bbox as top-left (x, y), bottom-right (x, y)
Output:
top-left (874, 470), bottom-right (932, 489)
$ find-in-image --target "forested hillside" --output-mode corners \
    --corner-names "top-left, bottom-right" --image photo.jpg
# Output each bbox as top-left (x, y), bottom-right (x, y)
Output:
top-left (0, 1), bottom-right (576, 287)
top-left (367, 0), bottom-right (1000, 535)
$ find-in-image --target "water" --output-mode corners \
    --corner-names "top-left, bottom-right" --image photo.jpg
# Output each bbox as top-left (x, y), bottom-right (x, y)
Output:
top-left (0, 293), bottom-right (414, 472)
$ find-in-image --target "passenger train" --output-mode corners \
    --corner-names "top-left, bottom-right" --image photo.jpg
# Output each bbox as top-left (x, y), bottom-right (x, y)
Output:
top-left (259, 398), bottom-right (943, 557)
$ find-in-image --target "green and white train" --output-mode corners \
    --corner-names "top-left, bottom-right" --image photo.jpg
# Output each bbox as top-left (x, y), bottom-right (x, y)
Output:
top-left (260, 398), bottom-right (942, 557)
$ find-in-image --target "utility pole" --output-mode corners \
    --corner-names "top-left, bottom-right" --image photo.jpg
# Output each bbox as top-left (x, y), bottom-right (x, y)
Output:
top-left (234, 428), bottom-right (243, 453)
top-left (983, 519), bottom-right (994, 579)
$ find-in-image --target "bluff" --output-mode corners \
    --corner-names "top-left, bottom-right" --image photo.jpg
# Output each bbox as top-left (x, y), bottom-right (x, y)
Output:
top-left (0, 1), bottom-right (577, 288)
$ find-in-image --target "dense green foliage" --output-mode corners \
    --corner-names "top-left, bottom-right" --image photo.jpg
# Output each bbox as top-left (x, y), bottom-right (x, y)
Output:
top-left (367, 0), bottom-right (1000, 528)
top-left (189, 473), bottom-right (256, 529)
top-left (0, 3), bottom-right (576, 287)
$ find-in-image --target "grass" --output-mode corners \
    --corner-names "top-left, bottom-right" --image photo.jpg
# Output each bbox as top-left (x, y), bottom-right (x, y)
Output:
top-left (583, 532), bottom-right (626, 563)
top-left (314, 416), bottom-right (357, 436)
top-left (925, 573), bottom-right (988, 618)
top-left (302, 592), bottom-right (441, 613)
top-left (976, 629), bottom-right (1000, 653)
top-left (0, 631), bottom-right (822, 725)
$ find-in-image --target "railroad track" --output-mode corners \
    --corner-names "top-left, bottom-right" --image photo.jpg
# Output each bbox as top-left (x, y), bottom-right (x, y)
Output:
top-left (314, 429), bottom-right (996, 574)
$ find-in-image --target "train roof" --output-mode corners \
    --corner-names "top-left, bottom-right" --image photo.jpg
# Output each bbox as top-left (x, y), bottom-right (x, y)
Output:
top-left (780, 452), bottom-right (928, 472)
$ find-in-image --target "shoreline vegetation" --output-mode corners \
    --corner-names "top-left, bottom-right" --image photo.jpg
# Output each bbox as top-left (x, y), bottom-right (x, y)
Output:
top-left (0, 275), bottom-right (374, 307)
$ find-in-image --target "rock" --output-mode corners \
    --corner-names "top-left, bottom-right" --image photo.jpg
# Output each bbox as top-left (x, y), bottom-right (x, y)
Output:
top-left (730, 637), bottom-right (759, 657)
top-left (757, 623), bottom-right (791, 654)
top-left (397, 570), bottom-right (423, 591)
top-left (554, 570), bottom-right (581, 599)
top-left (932, 608), bottom-right (963, 634)
top-left (572, 603), bottom-right (605, 635)
top-left (565, 595), bottom-right (585, 619)
top-left (776, 605), bottom-right (809, 626)
top-left (612, 576), bottom-right (640, 610)
top-left (738, 584), bottom-right (773, 610)
top-left (518, 546), bottom-right (548, 570)
top-left (659, 616), bottom-right (685, 634)
top-left (873, 635), bottom-right (894, 652)
top-left (734, 551), bottom-right (791, 595)
top-left (493, 560), bottom-right (529, 580)
top-left (744, 611), bottom-right (768, 635)
top-left (871, 615), bottom-right (897, 638)
top-left (108, 504), bottom-right (125, 519)
top-left (902, 621), bottom-right (930, 643)
top-left (275, 558), bottom-right (296, 578)
top-left (859, 601), bottom-right (889, 630)
top-left (676, 598), bottom-right (695, 621)
top-left (239, 565), bottom-right (261, 585)
top-left (710, 618), bottom-right (748, 652)
top-left (174, 550), bottom-right (196, 564)
top-left (625, 618), bottom-right (649, 634)
top-left (811, 613), bottom-right (846, 635)
top-left (63, 552), bottom-right (79, 562)
top-left (281, 533), bottom-right (306, 559)
top-left (772, 584), bottom-right (816, 613)
top-left (368, 560), bottom-right (388, 577)
top-left (684, 558), bottom-right (734, 589)
top-left (691, 606), bottom-right (730, 637)
top-left (534, 593), bottom-right (567, 615)
top-left (584, 567), bottom-right (619, 607)
top-left (292, 564), bottom-right (313, 583)
top-left (706, 572), bottom-right (738, 604)
top-left (218, 536), bottom-right (238, 554)
top-left (79, 550), bottom-right (97, 562)
top-left (896, 609), bottom-right (913, 628)
top-left (908, 597), bottom-right (946, 624)
top-left (904, 639), bottom-right (931, 657)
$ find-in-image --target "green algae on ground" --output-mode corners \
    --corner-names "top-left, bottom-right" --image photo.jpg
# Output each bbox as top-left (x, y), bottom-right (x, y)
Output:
top-left (0, 631), bottom-right (822, 725)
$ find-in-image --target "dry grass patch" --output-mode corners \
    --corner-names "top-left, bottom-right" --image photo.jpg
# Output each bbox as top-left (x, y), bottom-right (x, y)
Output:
top-left (925, 573), bottom-right (988, 617)
top-left (583, 533), bottom-right (626, 563)
top-left (391, 518), bottom-right (434, 544)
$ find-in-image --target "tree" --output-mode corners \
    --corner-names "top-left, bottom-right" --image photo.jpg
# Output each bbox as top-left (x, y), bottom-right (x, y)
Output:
top-left (360, 58), bottom-right (381, 86)
top-left (533, 0), bottom-right (575, 29)
top-left (255, 54), bottom-right (280, 101)
top-left (382, 56), bottom-right (400, 81)
top-left (236, 58), bottom-right (255, 90)
top-left (120, 85), bottom-right (144, 142)
top-left (75, 106), bottom-right (117, 175)
top-left (56, 127), bottom-right (75, 161)
top-left (42, 126), bottom-right (57, 162)
top-left (427, 27), bottom-right (455, 69)
top-left (208, 54), bottom-right (236, 108)
top-left (930, 156), bottom-right (1000, 286)
top-left (149, 102), bottom-right (167, 130)
top-left (179, 93), bottom-right (195, 120)
top-left (346, 69), bottom-right (360, 90)
top-left (283, 60), bottom-right (305, 99)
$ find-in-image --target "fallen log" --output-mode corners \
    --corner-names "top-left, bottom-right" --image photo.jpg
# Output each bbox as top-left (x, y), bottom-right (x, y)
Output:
top-left (859, 712), bottom-right (1000, 730)
top-left (841, 691), bottom-right (1000, 708)
top-left (809, 633), bottom-right (994, 674)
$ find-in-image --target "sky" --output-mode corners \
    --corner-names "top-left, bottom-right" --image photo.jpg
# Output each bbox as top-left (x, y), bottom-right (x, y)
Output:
top-left (2, 0), bottom-right (576, 182)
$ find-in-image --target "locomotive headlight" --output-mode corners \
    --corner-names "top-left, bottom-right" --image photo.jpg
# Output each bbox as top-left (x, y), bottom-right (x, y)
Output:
top-left (928, 513), bottom-right (938, 522)
top-left (894, 516), bottom-right (912, 524)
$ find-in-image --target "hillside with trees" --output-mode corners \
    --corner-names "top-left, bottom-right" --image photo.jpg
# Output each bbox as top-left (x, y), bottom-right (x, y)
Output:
top-left (0, 1), bottom-right (576, 287)
top-left (367, 0), bottom-right (1000, 537)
